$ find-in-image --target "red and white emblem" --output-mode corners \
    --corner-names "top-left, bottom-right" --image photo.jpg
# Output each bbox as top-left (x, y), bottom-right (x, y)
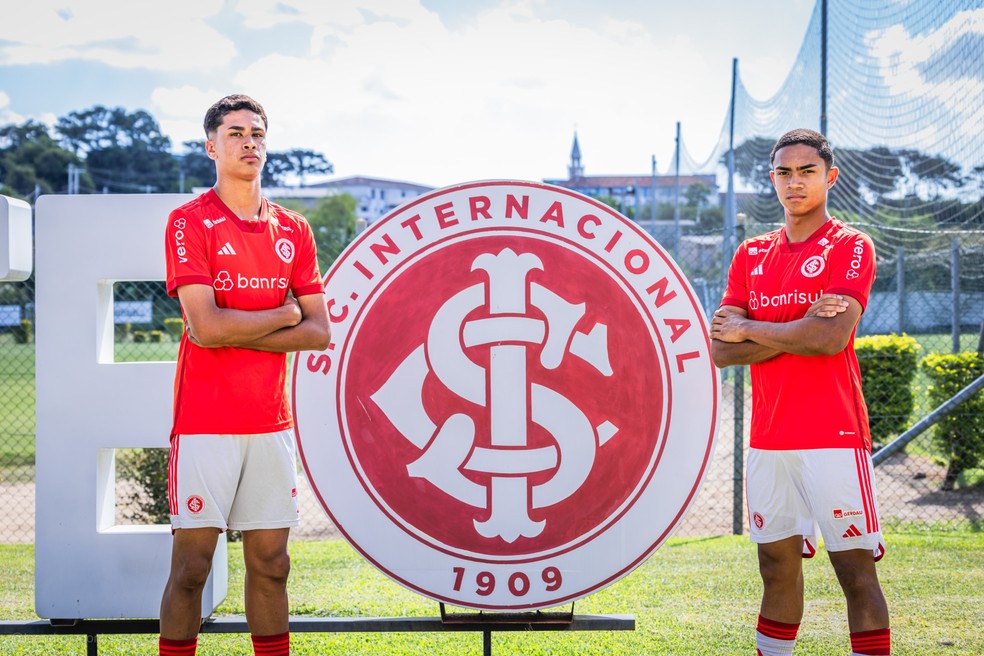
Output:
top-left (800, 255), bottom-right (825, 278)
top-left (293, 181), bottom-right (719, 610)
top-left (186, 495), bottom-right (205, 514)
top-left (275, 238), bottom-right (295, 263)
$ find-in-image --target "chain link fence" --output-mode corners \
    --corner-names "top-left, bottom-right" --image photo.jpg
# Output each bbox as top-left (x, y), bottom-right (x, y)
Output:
top-left (1, 219), bottom-right (981, 544)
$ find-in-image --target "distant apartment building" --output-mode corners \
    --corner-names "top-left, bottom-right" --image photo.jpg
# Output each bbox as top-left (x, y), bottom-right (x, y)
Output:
top-left (306, 176), bottom-right (434, 225)
top-left (262, 175), bottom-right (434, 226)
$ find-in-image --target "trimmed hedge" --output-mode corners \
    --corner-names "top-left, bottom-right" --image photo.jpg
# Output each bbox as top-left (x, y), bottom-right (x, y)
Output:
top-left (919, 351), bottom-right (984, 490)
top-left (12, 319), bottom-right (32, 344)
top-left (163, 317), bottom-right (184, 340)
top-left (856, 333), bottom-right (920, 446)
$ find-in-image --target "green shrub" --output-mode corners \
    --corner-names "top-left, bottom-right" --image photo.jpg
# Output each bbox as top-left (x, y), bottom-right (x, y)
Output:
top-left (163, 317), bottom-right (184, 340)
top-left (12, 319), bottom-right (32, 344)
top-left (132, 330), bottom-right (148, 343)
top-left (117, 447), bottom-right (242, 541)
top-left (148, 330), bottom-right (164, 343)
top-left (919, 351), bottom-right (984, 490)
top-left (856, 333), bottom-right (920, 446)
top-left (117, 448), bottom-right (170, 524)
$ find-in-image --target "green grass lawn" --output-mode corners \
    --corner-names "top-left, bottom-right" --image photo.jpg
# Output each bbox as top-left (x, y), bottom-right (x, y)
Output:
top-left (0, 341), bottom-right (177, 466)
top-left (1, 533), bottom-right (982, 655)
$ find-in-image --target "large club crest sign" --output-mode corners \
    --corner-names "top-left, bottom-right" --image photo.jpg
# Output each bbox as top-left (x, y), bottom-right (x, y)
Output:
top-left (293, 181), bottom-right (719, 610)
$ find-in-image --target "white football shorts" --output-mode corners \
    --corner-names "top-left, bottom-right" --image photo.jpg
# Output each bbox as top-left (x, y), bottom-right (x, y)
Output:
top-left (168, 430), bottom-right (300, 531)
top-left (746, 447), bottom-right (885, 560)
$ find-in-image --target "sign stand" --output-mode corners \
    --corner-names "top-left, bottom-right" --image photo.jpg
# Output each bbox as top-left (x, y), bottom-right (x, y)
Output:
top-left (439, 603), bottom-right (575, 656)
top-left (1, 609), bottom-right (634, 655)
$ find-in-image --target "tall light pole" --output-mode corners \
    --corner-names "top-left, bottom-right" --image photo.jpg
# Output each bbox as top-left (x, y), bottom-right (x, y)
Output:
top-left (673, 122), bottom-right (681, 261)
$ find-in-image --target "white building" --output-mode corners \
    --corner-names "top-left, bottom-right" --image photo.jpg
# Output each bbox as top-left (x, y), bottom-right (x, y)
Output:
top-left (302, 176), bottom-right (434, 225)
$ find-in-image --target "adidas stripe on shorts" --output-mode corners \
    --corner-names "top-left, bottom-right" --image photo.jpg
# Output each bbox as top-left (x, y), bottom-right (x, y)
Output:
top-left (746, 447), bottom-right (885, 559)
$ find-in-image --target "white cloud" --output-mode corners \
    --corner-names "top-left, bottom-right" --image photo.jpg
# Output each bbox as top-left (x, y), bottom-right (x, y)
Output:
top-left (0, 0), bottom-right (235, 70)
top-left (0, 90), bottom-right (26, 126)
top-left (182, 0), bottom-right (734, 185)
top-left (11, 0), bottom-right (811, 186)
top-left (151, 86), bottom-right (232, 148)
top-left (865, 8), bottom-right (984, 157)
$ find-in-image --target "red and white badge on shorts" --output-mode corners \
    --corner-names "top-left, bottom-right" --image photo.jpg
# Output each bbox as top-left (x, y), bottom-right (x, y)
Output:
top-left (293, 181), bottom-right (719, 610)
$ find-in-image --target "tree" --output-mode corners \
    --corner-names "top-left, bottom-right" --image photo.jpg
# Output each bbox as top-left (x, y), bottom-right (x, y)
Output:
top-left (0, 121), bottom-right (88, 198)
top-left (262, 149), bottom-right (334, 188)
top-left (178, 140), bottom-right (215, 190)
top-left (279, 194), bottom-right (358, 273)
top-left (728, 137), bottom-right (776, 194)
top-left (282, 148), bottom-right (334, 186)
top-left (829, 146), bottom-right (903, 213)
top-left (261, 153), bottom-right (294, 188)
top-left (899, 150), bottom-right (963, 200)
top-left (55, 106), bottom-right (178, 192)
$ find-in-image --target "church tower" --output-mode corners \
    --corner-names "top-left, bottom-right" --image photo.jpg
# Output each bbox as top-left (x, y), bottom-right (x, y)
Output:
top-left (568, 131), bottom-right (584, 180)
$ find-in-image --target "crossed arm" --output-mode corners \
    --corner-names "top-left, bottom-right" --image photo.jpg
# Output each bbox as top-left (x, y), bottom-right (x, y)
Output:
top-left (176, 284), bottom-right (331, 353)
top-left (709, 293), bottom-right (861, 367)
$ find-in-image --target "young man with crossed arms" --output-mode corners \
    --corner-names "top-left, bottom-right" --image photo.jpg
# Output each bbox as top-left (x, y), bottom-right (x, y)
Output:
top-left (161, 94), bottom-right (330, 656)
top-left (710, 128), bottom-right (890, 655)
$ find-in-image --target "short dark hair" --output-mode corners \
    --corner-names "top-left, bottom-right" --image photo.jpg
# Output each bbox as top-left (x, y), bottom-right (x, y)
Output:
top-left (770, 128), bottom-right (834, 169)
top-left (203, 94), bottom-right (268, 138)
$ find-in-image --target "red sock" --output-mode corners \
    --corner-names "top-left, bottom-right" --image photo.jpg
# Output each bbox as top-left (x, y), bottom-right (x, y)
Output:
top-left (252, 631), bottom-right (290, 656)
top-left (851, 627), bottom-right (891, 655)
top-left (159, 635), bottom-right (197, 656)
top-left (756, 615), bottom-right (799, 655)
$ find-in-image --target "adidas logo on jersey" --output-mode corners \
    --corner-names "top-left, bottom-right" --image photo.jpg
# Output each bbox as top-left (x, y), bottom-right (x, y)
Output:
top-left (842, 524), bottom-right (863, 538)
top-left (218, 242), bottom-right (237, 256)
top-left (750, 263), bottom-right (764, 276)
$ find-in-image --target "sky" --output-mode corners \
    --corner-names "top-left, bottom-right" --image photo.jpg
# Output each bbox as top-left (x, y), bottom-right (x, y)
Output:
top-left (1, 0), bottom-right (824, 188)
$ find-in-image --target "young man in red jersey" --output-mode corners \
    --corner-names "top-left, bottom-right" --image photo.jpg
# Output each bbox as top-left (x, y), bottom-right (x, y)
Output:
top-left (160, 94), bottom-right (330, 656)
top-left (710, 129), bottom-right (891, 656)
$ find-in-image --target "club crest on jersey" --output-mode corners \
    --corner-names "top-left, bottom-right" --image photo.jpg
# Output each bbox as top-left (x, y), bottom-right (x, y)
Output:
top-left (293, 181), bottom-right (719, 611)
top-left (800, 255), bottom-right (825, 278)
top-left (275, 238), bottom-right (295, 263)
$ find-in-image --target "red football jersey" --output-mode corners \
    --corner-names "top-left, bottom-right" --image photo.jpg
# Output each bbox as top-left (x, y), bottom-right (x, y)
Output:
top-left (721, 218), bottom-right (876, 450)
top-left (165, 190), bottom-right (323, 435)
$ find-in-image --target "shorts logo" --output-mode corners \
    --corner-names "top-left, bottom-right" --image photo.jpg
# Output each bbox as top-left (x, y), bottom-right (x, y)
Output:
top-left (842, 524), bottom-right (862, 538)
top-left (800, 255), bottom-right (825, 278)
top-left (753, 512), bottom-right (765, 529)
top-left (833, 508), bottom-right (864, 519)
top-left (186, 495), bottom-right (205, 514)
top-left (275, 238), bottom-right (295, 263)
top-left (293, 181), bottom-right (719, 610)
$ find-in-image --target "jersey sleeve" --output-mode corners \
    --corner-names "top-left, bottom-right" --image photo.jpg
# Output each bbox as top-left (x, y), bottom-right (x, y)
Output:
top-left (165, 208), bottom-right (212, 297)
top-left (825, 231), bottom-right (876, 309)
top-left (720, 241), bottom-right (749, 310)
top-left (290, 218), bottom-right (325, 298)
